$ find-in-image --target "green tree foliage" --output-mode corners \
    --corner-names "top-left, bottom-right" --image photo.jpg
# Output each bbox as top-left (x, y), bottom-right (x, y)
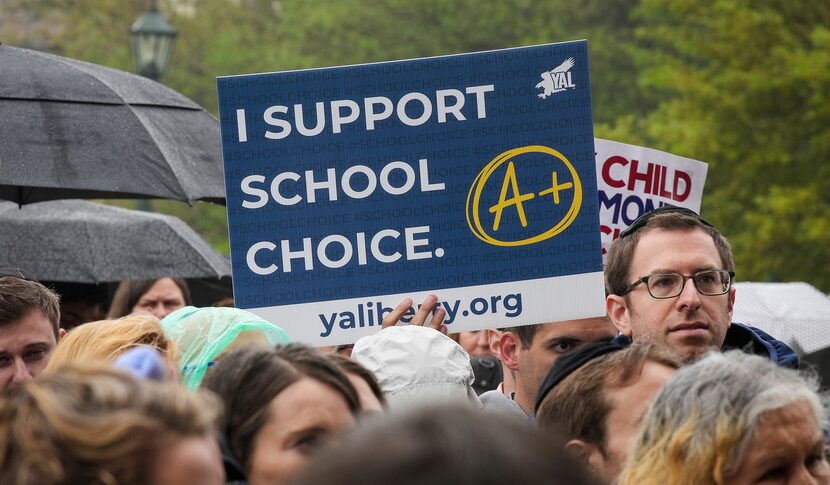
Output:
top-left (263, 0), bottom-right (645, 124)
top-left (614, 0), bottom-right (830, 290)
top-left (1, 0), bottom-right (827, 290)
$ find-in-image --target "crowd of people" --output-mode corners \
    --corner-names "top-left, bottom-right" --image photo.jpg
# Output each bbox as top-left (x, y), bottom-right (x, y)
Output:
top-left (0, 206), bottom-right (827, 484)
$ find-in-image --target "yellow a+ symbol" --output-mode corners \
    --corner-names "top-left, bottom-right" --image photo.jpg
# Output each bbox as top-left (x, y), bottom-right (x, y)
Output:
top-left (488, 161), bottom-right (535, 231)
top-left (538, 171), bottom-right (574, 205)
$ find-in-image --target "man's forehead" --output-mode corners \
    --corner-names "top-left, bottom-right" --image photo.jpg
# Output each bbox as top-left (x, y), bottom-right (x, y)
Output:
top-left (0, 310), bottom-right (57, 343)
top-left (629, 228), bottom-right (722, 274)
top-left (535, 318), bottom-right (615, 339)
top-left (0, 338), bottom-right (54, 352)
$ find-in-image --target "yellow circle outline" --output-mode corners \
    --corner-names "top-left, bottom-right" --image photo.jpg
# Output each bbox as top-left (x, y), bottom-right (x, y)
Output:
top-left (465, 145), bottom-right (583, 247)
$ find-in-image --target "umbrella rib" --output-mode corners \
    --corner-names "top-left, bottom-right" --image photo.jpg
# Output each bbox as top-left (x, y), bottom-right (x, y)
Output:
top-left (46, 52), bottom-right (193, 200)
top-left (125, 103), bottom-right (192, 201)
top-left (46, 51), bottom-right (171, 108)
top-left (0, 95), bottom-right (202, 110)
top-left (48, 53), bottom-right (207, 202)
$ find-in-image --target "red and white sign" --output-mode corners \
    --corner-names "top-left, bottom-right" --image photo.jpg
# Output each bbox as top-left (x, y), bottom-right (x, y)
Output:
top-left (595, 138), bottom-right (708, 264)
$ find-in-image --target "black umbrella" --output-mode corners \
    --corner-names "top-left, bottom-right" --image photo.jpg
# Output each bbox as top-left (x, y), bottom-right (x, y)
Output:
top-left (0, 200), bottom-right (231, 283)
top-left (0, 43), bottom-right (225, 205)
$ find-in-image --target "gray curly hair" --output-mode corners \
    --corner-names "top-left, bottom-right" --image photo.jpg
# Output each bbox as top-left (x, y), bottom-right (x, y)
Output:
top-left (620, 350), bottom-right (824, 485)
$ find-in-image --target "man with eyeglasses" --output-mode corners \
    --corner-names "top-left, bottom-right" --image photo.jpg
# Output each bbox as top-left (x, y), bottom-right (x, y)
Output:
top-left (604, 206), bottom-right (797, 367)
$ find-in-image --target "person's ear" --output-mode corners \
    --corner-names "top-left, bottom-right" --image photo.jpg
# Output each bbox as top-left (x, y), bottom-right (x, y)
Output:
top-left (58, 328), bottom-right (67, 340)
top-left (565, 439), bottom-right (605, 472)
top-left (606, 294), bottom-right (632, 337)
top-left (727, 287), bottom-right (736, 316)
top-left (487, 329), bottom-right (503, 359)
top-left (497, 331), bottom-right (520, 371)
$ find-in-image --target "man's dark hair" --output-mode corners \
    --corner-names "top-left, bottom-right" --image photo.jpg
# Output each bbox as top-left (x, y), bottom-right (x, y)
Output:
top-left (202, 344), bottom-right (359, 472)
top-left (0, 276), bottom-right (60, 338)
top-left (536, 343), bottom-right (682, 453)
top-left (292, 405), bottom-right (596, 485)
top-left (504, 324), bottom-right (539, 349)
top-left (605, 210), bottom-right (734, 297)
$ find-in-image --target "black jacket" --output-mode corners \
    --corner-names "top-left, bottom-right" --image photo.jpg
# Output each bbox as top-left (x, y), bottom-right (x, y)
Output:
top-left (611, 321), bottom-right (799, 368)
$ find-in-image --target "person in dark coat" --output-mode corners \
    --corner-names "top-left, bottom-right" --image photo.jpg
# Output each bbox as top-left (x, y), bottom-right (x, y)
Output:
top-left (604, 206), bottom-right (797, 367)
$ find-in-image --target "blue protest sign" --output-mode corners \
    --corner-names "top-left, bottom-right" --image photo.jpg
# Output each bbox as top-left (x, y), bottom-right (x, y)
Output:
top-left (218, 41), bottom-right (605, 345)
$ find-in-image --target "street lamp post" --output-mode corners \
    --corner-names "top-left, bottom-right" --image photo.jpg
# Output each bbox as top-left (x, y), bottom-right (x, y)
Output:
top-left (129, 0), bottom-right (177, 82)
top-left (129, 1), bottom-right (177, 211)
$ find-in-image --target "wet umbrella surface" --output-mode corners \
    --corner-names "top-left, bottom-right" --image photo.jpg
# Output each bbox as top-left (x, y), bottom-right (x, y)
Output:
top-left (0, 44), bottom-right (225, 205)
top-left (0, 200), bottom-right (231, 283)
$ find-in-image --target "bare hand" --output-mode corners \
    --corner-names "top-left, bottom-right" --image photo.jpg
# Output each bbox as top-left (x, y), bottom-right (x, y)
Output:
top-left (381, 294), bottom-right (447, 334)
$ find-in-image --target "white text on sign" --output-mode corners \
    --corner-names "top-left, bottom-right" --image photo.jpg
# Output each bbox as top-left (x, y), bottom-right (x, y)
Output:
top-left (241, 158), bottom-right (445, 208)
top-left (234, 85), bottom-right (495, 141)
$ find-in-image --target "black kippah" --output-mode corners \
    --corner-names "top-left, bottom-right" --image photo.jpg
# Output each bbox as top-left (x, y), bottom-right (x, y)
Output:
top-left (618, 204), bottom-right (712, 239)
top-left (534, 338), bottom-right (629, 412)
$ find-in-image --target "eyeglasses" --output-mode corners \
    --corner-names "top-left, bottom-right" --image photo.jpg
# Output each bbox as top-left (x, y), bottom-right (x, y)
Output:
top-left (622, 270), bottom-right (735, 299)
top-left (618, 205), bottom-right (714, 239)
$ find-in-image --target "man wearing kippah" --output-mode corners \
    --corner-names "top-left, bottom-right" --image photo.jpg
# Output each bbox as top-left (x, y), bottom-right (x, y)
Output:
top-left (604, 206), bottom-right (796, 366)
top-left (535, 341), bottom-right (681, 483)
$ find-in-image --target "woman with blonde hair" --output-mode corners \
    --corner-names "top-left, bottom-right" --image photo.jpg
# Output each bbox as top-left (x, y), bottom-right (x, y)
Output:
top-left (46, 315), bottom-right (179, 376)
top-left (619, 351), bottom-right (829, 485)
top-left (0, 364), bottom-right (224, 485)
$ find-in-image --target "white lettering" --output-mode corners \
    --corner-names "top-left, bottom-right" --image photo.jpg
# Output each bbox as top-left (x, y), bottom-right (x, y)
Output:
top-left (405, 226), bottom-right (432, 260)
top-left (418, 158), bottom-right (445, 192)
top-left (436, 89), bottom-right (466, 123)
top-left (239, 159), bottom-right (444, 208)
top-left (364, 96), bottom-right (394, 130)
top-left (397, 92), bottom-right (433, 126)
top-left (465, 84), bottom-right (495, 119)
top-left (247, 242), bottom-right (277, 275)
top-left (241, 175), bottom-right (268, 209)
top-left (245, 226), bottom-right (434, 274)
top-left (295, 102), bottom-right (326, 137)
top-left (380, 161), bottom-right (416, 195)
top-left (341, 165), bottom-right (377, 199)
top-left (236, 109), bottom-right (248, 142)
top-left (256, 85), bottom-right (495, 139)
top-left (305, 168), bottom-right (338, 203)
top-left (331, 100), bottom-right (360, 134)
top-left (317, 234), bottom-right (353, 269)
top-left (371, 229), bottom-right (401, 263)
top-left (281, 238), bottom-right (314, 272)
top-left (270, 172), bottom-right (302, 206)
top-left (263, 105), bottom-right (291, 139)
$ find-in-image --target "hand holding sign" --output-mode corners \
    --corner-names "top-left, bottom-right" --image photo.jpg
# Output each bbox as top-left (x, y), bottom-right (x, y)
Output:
top-left (381, 295), bottom-right (448, 335)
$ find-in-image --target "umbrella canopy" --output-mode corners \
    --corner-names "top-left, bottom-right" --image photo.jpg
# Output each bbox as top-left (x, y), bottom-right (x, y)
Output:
top-left (0, 43), bottom-right (225, 204)
top-left (0, 200), bottom-right (231, 283)
top-left (732, 282), bottom-right (830, 354)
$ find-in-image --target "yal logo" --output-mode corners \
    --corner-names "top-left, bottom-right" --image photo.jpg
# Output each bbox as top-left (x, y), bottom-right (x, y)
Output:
top-left (535, 57), bottom-right (576, 99)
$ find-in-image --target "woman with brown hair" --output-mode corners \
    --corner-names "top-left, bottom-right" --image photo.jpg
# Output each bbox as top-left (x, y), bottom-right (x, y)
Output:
top-left (202, 343), bottom-right (359, 485)
top-left (107, 277), bottom-right (191, 319)
top-left (0, 364), bottom-right (224, 485)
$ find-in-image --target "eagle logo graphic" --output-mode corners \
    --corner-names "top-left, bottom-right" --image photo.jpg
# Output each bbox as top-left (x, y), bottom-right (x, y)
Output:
top-left (536, 57), bottom-right (576, 99)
